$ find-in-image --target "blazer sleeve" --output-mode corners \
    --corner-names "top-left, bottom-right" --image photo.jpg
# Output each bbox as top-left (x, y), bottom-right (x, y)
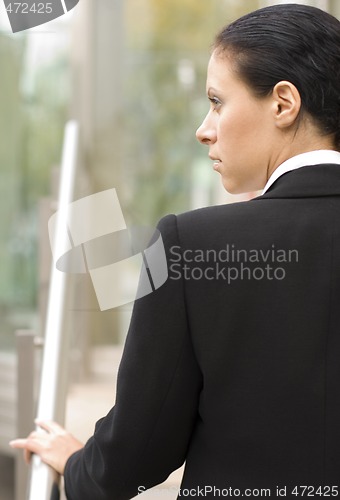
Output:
top-left (64, 214), bottom-right (203, 500)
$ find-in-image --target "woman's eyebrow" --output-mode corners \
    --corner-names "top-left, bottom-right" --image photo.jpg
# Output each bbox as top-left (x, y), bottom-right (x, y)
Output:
top-left (207, 87), bottom-right (219, 96)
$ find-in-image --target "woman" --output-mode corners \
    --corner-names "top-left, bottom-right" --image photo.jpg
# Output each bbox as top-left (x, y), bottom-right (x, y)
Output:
top-left (11, 4), bottom-right (340, 498)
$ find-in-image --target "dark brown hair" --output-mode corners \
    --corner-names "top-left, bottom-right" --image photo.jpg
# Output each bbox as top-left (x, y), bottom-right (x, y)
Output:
top-left (214, 4), bottom-right (340, 148)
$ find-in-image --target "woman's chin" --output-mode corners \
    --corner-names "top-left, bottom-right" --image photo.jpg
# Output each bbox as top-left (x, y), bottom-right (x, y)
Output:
top-left (221, 178), bottom-right (247, 195)
top-left (221, 177), bottom-right (262, 196)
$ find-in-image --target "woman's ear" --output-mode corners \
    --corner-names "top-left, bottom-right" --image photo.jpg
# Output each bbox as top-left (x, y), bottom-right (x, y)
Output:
top-left (272, 81), bottom-right (301, 129)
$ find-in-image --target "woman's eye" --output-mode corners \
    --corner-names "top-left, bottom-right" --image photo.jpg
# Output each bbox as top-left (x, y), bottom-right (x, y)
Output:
top-left (209, 97), bottom-right (222, 110)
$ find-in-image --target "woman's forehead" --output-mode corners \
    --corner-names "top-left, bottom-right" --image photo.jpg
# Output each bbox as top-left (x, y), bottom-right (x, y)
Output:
top-left (206, 51), bottom-right (241, 93)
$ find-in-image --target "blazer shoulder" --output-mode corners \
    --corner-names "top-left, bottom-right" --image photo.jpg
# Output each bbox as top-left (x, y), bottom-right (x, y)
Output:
top-left (156, 200), bottom-right (269, 248)
top-left (175, 200), bottom-right (256, 231)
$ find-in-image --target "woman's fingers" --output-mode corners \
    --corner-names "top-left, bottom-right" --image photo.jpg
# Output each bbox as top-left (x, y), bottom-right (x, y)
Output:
top-left (9, 438), bottom-right (27, 448)
top-left (10, 432), bottom-right (48, 455)
top-left (34, 420), bottom-right (66, 435)
top-left (9, 438), bottom-right (30, 465)
top-left (9, 422), bottom-right (84, 475)
top-left (24, 447), bottom-right (32, 465)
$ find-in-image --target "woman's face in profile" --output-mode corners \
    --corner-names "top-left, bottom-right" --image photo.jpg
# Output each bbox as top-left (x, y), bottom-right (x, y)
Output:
top-left (196, 51), bottom-right (276, 194)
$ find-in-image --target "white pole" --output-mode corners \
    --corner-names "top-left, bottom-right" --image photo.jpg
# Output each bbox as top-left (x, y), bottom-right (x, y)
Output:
top-left (28, 121), bottom-right (79, 500)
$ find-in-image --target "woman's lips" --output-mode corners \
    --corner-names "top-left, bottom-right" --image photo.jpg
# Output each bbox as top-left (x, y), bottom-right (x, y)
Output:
top-left (213, 159), bottom-right (221, 171)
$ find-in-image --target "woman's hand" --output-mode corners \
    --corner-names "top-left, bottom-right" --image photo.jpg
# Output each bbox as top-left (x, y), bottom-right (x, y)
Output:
top-left (9, 420), bottom-right (84, 475)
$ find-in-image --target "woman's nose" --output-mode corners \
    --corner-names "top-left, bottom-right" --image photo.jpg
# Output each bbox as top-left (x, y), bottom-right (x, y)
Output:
top-left (196, 113), bottom-right (217, 145)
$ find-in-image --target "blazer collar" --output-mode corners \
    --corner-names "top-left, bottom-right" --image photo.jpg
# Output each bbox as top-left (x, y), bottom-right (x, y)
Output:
top-left (253, 164), bottom-right (340, 200)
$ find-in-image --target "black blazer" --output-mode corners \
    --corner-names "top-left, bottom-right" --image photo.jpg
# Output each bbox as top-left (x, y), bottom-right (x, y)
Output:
top-left (64, 164), bottom-right (340, 499)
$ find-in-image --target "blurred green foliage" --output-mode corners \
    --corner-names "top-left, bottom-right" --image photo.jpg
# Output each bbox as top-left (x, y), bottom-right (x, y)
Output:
top-left (123, 0), bottom-right (259, 224)
top-left (0, 32), bottom-right (69, 348)
top-left (0, 0), bottom-right (260, 349)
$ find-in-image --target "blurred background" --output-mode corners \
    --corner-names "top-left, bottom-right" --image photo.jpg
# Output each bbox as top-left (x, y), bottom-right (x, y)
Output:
top-left (0, 0), bottom-right (338, 498)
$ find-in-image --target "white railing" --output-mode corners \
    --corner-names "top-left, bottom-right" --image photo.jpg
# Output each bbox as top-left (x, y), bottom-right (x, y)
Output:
top-left (28, 121), bottom-right (79, 500)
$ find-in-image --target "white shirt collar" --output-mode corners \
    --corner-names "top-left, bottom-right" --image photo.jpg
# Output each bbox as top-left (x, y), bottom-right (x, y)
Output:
top-left (262, 150), bottom-right (340, 195)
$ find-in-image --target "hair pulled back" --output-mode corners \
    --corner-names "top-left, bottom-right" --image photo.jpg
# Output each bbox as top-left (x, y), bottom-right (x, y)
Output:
top-left (214, 4), bottom-right (340, 149)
